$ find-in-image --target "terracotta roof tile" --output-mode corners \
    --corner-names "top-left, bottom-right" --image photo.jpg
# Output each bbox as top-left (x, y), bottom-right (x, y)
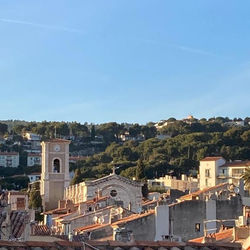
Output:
top-left (0, 152), bottom-right (19, 155)
top-left (27, 153), bottom-right (41, 156)
top-left (200, 156), bottom-right (223, 161)
top-left (74, 223), bottom-right (109, 233)
top-left (111, 210), bottom-right (155, 226)
top-left (179, 182), bottom-right (228, 200)
top-left (189, 228), bottom-right (233, 243)
top-left (222, 161), bottom-right (250, 168)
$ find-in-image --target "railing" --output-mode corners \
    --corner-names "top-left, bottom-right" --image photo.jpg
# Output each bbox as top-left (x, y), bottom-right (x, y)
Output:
top-left (217, 174), bottom-right (242, 178)
top-left (217, 174), bottom-right (227, 178)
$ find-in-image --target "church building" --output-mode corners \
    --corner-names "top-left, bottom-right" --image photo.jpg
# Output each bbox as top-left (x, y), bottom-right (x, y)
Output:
top-left (64, 172), bottom-right (143, 213)
top-left (40, 138), bottom-right (143, 213)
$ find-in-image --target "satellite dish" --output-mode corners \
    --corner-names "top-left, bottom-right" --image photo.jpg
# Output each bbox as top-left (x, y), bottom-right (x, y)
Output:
top-left (93, 216), bottom-right (98, 223)
top-left (234, 187), bottom-right (240, 194)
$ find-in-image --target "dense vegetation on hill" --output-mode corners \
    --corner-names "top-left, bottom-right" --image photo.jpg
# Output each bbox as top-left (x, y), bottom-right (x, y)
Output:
top-left (0, 117), bottom-right (250, 187)
top-left (70, 121), bottom-right (250, 183)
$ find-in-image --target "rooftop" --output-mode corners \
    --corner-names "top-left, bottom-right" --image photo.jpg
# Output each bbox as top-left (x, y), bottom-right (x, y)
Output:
top-left (74, 223), bottom-right (109, 233)
top-left (0, 152), bottom-right (19, 155)
top-left (189, 228), bottom-right (233, 243)
top-left (43, 138), bottom-right (71, 143)
top-left (111, 210), bottom-right (155, 226)
top-left (179, 182), bottom-right (229, 201)
top-left (200, 156), bottom-right (224, 161)
top-left (8, 191), bottom-right (28, 196)
top-left (222, 160), bottom-right (250, 168)
top-left (27, 153), bottom-right (41, 156)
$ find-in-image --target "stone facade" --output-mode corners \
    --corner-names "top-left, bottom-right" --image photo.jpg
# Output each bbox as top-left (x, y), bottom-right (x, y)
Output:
top-left (64, 173), bottom-right (143, 213)
top-left (40, 139), bottom-right (71, 211)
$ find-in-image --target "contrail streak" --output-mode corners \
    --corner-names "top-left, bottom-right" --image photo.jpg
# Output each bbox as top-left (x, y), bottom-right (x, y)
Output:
top-left (0, 18), bottom-right (83, 34)
top-left (138, 38), bottom-right (218, 57)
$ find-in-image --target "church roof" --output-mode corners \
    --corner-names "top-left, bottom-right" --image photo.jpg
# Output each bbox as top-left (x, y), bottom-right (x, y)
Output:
top-left (85, 173), bottom-right (143, 187)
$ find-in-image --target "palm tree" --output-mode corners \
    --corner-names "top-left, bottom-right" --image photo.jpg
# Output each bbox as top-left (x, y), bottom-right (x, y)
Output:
top-left (242, 167), bottom-right (250, 190)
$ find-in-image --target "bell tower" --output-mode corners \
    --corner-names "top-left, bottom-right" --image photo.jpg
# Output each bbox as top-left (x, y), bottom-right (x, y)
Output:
top-left (40, 139), bottom-right (70, 211)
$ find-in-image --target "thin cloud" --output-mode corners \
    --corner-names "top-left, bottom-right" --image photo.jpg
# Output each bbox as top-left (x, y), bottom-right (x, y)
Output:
top-left (139, 38), bottom-right (218, 57)
top-left (0, 18), bottom-right (83, 34)
top-left (175, 45), bottom-right (217, 57)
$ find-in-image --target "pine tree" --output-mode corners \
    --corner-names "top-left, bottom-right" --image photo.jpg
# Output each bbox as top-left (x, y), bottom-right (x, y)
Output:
top-left (90, 125), bottom-right (96, 140)
top-left (136, 158), bottom-right (145, 181)
top-left (29, 183), bottom-right (42, 210)
top-left (242, 167), bottom-right (250, 190)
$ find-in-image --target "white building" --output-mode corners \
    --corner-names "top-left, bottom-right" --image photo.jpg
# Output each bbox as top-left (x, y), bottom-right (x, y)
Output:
top-left (0, 152), bottom-right (19, 168)
top-left (24, 132), bottom-right (41, 141)
top-left (27, 172), bottom-right (41, 183)
top-left (23, 132), bottom-right (41, 153)
top-left (119, 132), bottom-right (144, 142)
top-left (27, 153), bottom-right (41, 166)
top-left (199, 156), bottom-right (250, 190)
top-left (224, 121), bottom-right (245, 127)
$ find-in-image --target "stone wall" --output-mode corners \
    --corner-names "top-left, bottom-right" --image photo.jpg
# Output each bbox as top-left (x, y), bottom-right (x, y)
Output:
top-left (169, 196), bottom-right (243, 242)
top-left (116, 213), bottom-right (156, 241)
top-left (216, 196), bottom-right (243, 226)
top-left (169, 200), bottom-right (206, 241)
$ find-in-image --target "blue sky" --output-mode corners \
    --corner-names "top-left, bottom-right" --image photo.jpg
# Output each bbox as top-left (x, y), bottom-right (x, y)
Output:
top-left (0, 1), bottom-right (250, 124)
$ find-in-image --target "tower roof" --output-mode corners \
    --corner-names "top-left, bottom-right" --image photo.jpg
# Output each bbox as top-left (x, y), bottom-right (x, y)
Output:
top-left (200, 156), bottom-right (224, 162)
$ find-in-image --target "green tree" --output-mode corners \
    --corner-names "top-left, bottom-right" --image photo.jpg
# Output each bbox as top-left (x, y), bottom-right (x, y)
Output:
top-left (242, 167), bottom-right (250, 190)
top-left (91, 125), bottom-right (96, 140)
top-left (0, 123), bottom-right (8, 135)
top-left (136, 159), bottom-right (145, 180)
top-left (29, 183), bottom-right (42, 209)
top-left (71, 168), bottom-right (83, 185)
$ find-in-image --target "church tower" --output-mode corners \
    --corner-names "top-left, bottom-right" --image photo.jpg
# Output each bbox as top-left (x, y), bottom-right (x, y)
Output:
top-left (40, 139), bottom-right (70, 211)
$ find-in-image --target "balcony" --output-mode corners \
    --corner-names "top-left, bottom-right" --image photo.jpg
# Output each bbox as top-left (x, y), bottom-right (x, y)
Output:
top-left (217, 173), bottom-right (242, 179)
top-left (231, 174), bottom-right (242, 178)
top-left (217, 174), bottom-right (227, 179)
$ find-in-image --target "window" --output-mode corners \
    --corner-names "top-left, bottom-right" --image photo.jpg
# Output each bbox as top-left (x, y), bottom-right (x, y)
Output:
top-left (17, 198), bottom-right (25, 210)
top-left (110, 190), bottom-right (117, 197)
top-left (195, 223), bottom-right (200, 232)
top-left (53, 159), bottom-right (60, 173)
top-left (205, 169), bottom-right (210, 177)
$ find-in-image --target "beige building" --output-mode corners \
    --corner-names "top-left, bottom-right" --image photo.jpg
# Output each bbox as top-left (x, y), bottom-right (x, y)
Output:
top-left (40, 139), bottom-right (71, 211)
top-left (148, 174), bottom-right (199, 193)
top-left (7, 191), bottom-right (29, 211)
top-left (64, 173), bottom-right (143, 213)
top-left (199, 156), bottom-right (250, 190)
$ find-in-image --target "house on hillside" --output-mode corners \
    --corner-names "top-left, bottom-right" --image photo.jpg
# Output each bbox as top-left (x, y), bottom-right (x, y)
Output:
top-left (0, 152), bottom-right (19, 167)
top-left (199, 156), bottom-right (250, 191)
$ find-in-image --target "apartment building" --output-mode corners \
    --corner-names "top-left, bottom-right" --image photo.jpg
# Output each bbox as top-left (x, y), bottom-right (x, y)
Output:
top-left (0, 152), bottom-right (19, 168)
top-left (199, 156), bottom-right (250, 190)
